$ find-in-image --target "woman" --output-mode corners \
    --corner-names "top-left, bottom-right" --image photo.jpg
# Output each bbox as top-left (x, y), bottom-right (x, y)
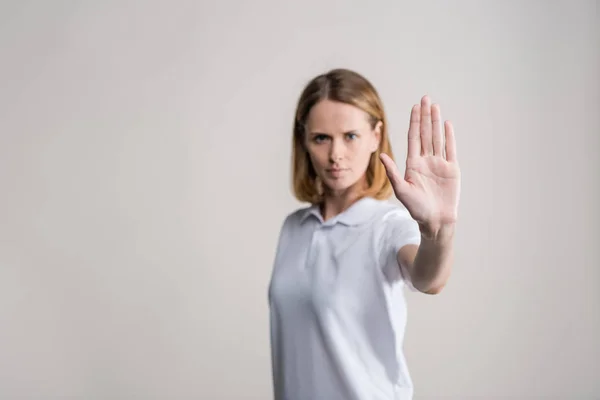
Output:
top-left (268, 68), bottom-right (460, 400)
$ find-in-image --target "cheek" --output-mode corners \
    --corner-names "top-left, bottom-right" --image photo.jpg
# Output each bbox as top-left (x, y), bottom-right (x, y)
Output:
top-left (306, 146), bottom-right (328, 168)
top-left (349, 141), bottom-right (373, 163)
top-left (365, 136), bottom-right (379, 153)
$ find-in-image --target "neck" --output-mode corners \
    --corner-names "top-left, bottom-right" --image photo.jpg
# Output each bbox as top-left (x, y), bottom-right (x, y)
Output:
top-left (319, 178), bottom-right (368, 221)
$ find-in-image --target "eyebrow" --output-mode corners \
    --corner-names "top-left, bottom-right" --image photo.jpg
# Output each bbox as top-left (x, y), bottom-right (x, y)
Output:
top-left (309, 130), bottom-right (359, 136)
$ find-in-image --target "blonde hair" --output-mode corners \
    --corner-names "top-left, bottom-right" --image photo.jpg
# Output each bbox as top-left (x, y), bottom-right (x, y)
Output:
top-left (292, 68), bottom-right (395, 204)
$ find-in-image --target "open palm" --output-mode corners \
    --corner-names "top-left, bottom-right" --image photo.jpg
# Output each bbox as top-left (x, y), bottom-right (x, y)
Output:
top-left (380, 95), bottom-right (461, 232)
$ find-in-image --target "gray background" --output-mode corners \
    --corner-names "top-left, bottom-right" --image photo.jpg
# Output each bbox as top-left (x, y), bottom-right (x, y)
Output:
top-left (1, 1), bottom-right (598, 399)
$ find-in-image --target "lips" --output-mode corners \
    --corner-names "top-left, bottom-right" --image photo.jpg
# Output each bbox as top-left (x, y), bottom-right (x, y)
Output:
top-left (326, 168), bottom-right (347, 177)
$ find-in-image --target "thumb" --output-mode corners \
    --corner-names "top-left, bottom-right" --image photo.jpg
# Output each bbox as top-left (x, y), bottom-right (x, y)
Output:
top-left (379, 153), bottom-right (408, 194)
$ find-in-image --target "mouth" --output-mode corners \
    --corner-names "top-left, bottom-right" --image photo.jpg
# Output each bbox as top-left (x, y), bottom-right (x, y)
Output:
top-left (326, 168), bottom-right (347, 177)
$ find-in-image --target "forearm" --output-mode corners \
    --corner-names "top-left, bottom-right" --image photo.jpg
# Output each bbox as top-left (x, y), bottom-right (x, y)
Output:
top-left (410, 223), bottom-right (456, 294)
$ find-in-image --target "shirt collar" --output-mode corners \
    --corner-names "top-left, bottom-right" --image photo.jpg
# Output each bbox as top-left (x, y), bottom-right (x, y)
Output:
top-left (299, 196), bottom-right (379, 227)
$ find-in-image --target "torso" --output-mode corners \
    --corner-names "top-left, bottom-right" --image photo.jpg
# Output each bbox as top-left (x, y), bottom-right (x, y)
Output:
top-left (268, 197), bottom-right (421, 400)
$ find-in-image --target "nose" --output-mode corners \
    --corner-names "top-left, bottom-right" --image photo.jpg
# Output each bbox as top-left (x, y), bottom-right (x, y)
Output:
top-left (329, 138), bottom-right (344, 163)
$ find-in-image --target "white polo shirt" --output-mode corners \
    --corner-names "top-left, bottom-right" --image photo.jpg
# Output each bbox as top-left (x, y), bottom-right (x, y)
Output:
top-left (268, 196), bottom-right (422, 400)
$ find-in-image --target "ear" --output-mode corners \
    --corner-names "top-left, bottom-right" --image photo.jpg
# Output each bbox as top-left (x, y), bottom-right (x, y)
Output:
top-left (371, 120), bottom-right (383, 152)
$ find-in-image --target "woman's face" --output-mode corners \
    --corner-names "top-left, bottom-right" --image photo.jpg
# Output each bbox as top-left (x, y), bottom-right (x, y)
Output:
top-left (304, 99), bottom-right (381, 196)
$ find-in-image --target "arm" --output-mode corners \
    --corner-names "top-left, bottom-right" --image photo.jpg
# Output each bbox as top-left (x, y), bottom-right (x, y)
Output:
top-left (380, 95), bottom-right (461, 295)
top-left (397, 223), bottom-right (455, 295)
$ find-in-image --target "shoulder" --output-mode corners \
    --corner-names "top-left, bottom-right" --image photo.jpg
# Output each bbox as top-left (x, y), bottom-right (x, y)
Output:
top-left (273, 205), bottom-right (313, 257)
top-left (369, 198), bottom-right (414, 225)
top-left (368, 199), bottom-right (420, 246)
top-left (281, 205), bottom-right (312, 227)
top-left (276, 204), bottom-right (313, 239)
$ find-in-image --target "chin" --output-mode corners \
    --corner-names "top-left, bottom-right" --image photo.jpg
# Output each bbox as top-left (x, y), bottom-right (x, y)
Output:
top-left (322, 177), bottom-right (357, 193)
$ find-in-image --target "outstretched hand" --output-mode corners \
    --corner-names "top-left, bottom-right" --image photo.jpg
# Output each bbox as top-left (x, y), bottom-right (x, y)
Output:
top-left (380, 95), bottom-right (461, 237)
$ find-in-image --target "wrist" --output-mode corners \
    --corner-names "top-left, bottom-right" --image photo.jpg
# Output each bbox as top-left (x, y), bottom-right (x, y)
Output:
top-left (419, 222), bottom-right (456, 242)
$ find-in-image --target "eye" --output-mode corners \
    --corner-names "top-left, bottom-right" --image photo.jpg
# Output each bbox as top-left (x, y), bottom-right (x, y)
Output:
top-left (345, 132), bottom-right (358, 140)
top-left (313, 134), bottom-right (329, 143)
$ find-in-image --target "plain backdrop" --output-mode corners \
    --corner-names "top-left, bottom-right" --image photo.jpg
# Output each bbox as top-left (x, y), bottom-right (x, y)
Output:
top-left (1, 1), bottom-right (598, 399)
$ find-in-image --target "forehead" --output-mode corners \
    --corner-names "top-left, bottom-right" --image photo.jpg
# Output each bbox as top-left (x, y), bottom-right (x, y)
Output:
top-left (306, 99), bottom-right (370, 132)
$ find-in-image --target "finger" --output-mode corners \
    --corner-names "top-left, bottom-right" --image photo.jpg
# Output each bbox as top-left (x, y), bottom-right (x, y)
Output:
top-left (407, 104), bottom-right (421, 158)
top-left (379, 153), bottom-right (406, 193)
top-left (420, 95), bottom-right (433, 156)
top-left (444, 120), bottom-right (457, 162)
top-left (432, 104), bottom-right (444, 157)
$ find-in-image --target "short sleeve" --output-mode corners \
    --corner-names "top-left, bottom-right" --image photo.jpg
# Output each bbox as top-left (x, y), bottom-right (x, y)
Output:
top-left (376, 207), bottom-right (422, 289)
top-left (272, 213), bottom-right (294, 267)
